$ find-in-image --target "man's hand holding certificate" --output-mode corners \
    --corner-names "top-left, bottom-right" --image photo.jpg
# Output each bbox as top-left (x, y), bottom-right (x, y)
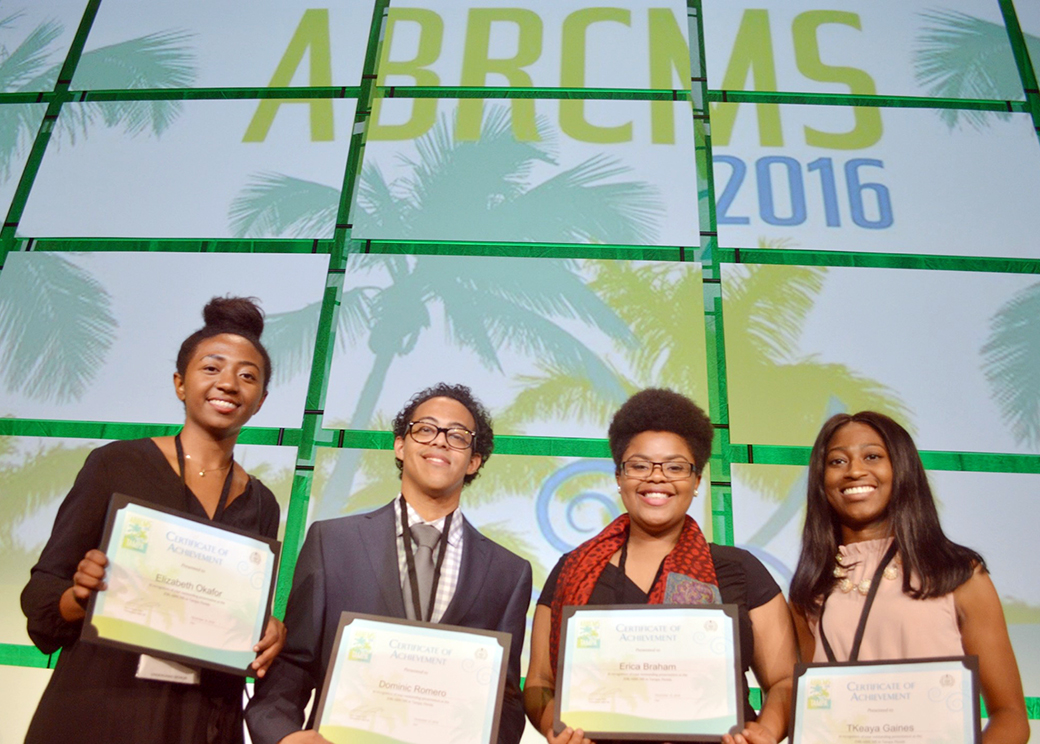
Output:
top-left (82, 494), bottom-right (280, 674)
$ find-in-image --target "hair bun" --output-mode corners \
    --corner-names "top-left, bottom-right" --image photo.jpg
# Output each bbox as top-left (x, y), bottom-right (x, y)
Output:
top-left (202, 296), bottom-right (265, 338)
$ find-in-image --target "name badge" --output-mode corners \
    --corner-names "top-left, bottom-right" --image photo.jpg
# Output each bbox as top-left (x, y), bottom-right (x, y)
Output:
top-left (136, 654), bottom-right (201, 685)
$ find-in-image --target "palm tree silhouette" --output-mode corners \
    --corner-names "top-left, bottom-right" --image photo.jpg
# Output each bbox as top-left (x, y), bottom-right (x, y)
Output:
top-left (913, 9), bottom-right (1040, 128)
top-left (312, 252), bottom-right (636, 521)
top-left (354, 105), bottom-right (666, 244)
top-left (0, 253), bottom-right (117, 405)
top-left (0, 437), bottom-right (96, 643)
top-left (0, 10), bottom-right (195, 268)
top-left (723, 257), bottom-right (912, 537)
top-left (0, 9), bottom-right (195, 178)
top-left (980, 281), bottom-right (1040, 451)
top-left (495, 261), bottom-right (711, 435)
top-left (229, 104), bottom-right (666, 244)
top-left (61, 30), bottom-right (196, 135)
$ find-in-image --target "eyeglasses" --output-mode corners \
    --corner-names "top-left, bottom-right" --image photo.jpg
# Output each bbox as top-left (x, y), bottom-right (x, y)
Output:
top-left (406, 421), bottom-right (476, 450)
top-left (621, 460), bottom-right (695, 480)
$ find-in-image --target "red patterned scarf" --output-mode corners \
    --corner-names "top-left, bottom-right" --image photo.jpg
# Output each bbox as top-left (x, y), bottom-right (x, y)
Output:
top-left (549, 513), bottom-right (717, 672)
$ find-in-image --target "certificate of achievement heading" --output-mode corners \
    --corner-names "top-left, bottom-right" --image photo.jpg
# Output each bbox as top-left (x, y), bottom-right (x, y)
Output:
top-left (314, 613), bottom-right (511, 744)
top-left (83, 493), bottom-right (280, 675)
top-left (555, 604), bottom-right (744, 741)
top-left (791, 656), bottom-right (981, 744)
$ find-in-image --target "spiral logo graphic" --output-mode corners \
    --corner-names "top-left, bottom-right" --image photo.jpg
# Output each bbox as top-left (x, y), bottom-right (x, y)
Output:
top-left (536, 460), bottom-right (620, 552)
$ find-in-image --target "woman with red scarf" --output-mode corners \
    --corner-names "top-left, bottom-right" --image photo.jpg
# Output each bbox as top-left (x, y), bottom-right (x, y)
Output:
top-left (523, 389), bottom-right (797, 744)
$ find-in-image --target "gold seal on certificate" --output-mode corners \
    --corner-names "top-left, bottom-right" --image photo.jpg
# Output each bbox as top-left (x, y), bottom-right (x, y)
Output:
top-left (791, 656), bottom-right (981, 744)
top-left (555, 604), bottom-right (744, 741)
top-left (81, 494), bottom-right (280, 675)
top-left (313, 613), bottom-right (511, 744)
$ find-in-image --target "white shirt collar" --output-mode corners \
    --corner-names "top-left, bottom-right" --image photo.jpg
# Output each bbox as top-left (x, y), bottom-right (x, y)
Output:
top-left (395, 495), bottom-right (464, 546)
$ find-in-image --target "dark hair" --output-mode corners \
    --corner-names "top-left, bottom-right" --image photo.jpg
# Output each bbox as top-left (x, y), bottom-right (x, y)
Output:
top-left (607, 388), bottom-right (713, 476)
top-left (176, 296), bottom-right (272, 392)
top-left (391, 383), bottom-right (494, 485)
top-left (790, 411), bottom-right (985, 616)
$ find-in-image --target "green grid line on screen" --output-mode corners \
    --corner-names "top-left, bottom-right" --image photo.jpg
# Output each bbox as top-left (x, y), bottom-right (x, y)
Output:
top-left (28, 239), bottom-right (334, 255)
top-left (0, 644), bottom-right (51, 669)
top-left (0, 421), bottom-right (303, 447)
top-left (341, 239), bottom-right (691, 265)
top-left (718, 248), bottom-right (1040, 275)
top-left (75, 87), bottom-right (363, 101)
top-left (707, 89), bottom-right (1032, 113)
top-left (739, 445), bottom-right (1040, 475)
top-left (376, 87), bottom-right (693, 101)
top-left (1001, 0), bottom-right (1040, 91)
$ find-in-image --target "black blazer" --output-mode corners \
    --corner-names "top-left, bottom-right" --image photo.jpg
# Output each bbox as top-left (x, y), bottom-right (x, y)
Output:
top-left (245, 500), bottom-right (533, 744)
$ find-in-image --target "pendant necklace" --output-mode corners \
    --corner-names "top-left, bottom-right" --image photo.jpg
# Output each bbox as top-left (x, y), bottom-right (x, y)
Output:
top-left (183, 452), bottom-right (233, 478)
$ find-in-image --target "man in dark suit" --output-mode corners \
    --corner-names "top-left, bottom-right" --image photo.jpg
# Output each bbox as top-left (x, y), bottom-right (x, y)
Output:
top-left (246, 383), bottom-right (533, 744)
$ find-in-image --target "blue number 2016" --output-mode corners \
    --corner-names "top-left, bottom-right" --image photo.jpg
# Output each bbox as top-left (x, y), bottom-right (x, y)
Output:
top-left (717, 155), bottom-right (893, 230)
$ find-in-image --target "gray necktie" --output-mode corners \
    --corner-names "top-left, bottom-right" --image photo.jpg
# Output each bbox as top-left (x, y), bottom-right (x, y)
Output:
top-left (406, 523), bottom-right (442, 620)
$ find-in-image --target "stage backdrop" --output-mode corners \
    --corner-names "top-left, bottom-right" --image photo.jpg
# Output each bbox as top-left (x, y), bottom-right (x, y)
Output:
top-left (0, 0), bottom-right (1038, 740)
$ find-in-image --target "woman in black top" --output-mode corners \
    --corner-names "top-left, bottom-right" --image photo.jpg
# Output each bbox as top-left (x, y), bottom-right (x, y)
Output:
top-left (21, 297), bottom-right (285, 744)
top-left (524, 389), bottom-right (797, 744)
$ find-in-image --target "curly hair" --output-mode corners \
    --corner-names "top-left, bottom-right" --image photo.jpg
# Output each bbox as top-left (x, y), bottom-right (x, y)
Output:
top-left (789, 411), bottom-right (985, 616)
top-left (176, 296), bottom-right (272, 392)
top-left (607, 388), bottom-right (713, 475)
top-left (391, 383), bottom-right (494, 485)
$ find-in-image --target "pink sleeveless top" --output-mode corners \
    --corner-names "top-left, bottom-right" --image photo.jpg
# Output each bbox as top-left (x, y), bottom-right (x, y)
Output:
top-left (810, 538), bottom-right (963, 662)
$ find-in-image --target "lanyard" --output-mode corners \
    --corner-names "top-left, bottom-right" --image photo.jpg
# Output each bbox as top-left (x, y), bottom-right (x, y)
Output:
top-left (818, 542), bottom-right (898, 662)
top-left (399, 495), bottom-right (453, 622)
top-left (175, 433), bottom-right (235, 524)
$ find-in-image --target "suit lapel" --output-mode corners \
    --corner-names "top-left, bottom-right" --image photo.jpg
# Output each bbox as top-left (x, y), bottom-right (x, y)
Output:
top-left (360, 501), bottom-right (407, 617)
top-left (441, 518), bottom-right (490, 624)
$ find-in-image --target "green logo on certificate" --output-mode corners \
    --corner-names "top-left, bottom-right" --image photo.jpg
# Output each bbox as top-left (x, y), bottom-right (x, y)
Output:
top-left (121, 517), bottom-right (151, 553)
top-left (577, 620), bottom-right (600, 649)
top-left (347, 631), bottom-right (374, 662)
top-left (807, 679), bottom-right (831, 710)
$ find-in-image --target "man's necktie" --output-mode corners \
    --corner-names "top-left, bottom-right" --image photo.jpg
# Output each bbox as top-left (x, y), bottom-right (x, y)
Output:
top-left (407, 523), bottom-right (441, 620)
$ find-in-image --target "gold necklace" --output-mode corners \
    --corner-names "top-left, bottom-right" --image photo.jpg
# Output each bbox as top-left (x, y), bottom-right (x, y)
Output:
top-left (833, 551), bottom-right (900, 595)
top-left (184, 453), bottom-right (233, 478)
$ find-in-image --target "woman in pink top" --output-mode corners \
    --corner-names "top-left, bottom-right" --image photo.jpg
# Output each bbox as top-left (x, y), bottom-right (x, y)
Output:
top-left (789, 412), bottom-right (1028, 744)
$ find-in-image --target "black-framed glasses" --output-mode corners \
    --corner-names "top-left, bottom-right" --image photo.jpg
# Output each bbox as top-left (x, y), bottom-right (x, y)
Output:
top-left (406, 421), bottom-right (476, 450)
top-left (621, 460), bottom-right (695, 480)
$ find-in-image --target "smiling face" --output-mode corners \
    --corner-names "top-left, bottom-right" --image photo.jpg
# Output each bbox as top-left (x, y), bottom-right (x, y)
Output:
top-left (617, 431), bottom-right (700, 541)
top-left (823, 421), bottom-right (894, 542)
top-left (394, 396), bottom-right (482, 509)
top-left (174, 333), bottom-right (267, 437)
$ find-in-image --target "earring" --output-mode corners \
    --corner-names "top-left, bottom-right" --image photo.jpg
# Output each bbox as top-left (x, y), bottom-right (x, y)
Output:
top-left (616, 485), bottom-right (621, 492)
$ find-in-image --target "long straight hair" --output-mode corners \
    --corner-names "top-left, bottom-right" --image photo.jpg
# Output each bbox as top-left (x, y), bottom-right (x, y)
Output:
top-left (789, 411), bottom-right (984, 616)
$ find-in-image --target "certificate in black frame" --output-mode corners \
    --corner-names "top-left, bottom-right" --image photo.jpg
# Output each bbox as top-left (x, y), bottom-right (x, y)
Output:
top-left (313, 611), bottom-right (513, 744)
top-left (554, 603), bottom-right (745, 741)
top-left (790, 655), bottom-right (982, 744)
top-left (81, 492), bottom-right (281, 676)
